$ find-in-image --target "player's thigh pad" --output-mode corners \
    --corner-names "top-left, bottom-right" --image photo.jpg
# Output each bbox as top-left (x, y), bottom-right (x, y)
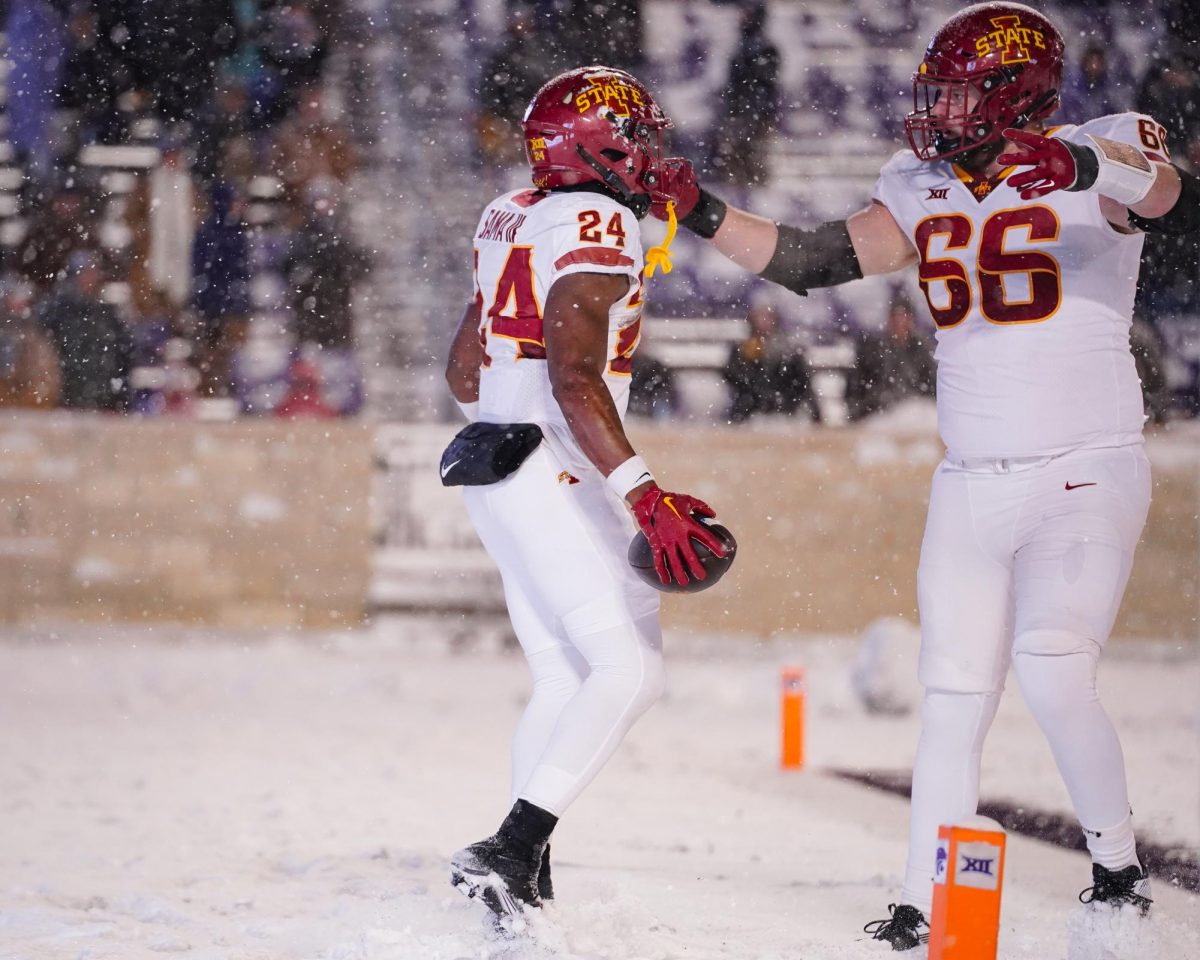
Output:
top-left (917, 463), bottom-right (1018, 693)
top-left (463, 444), bottom-right (659, 633)
top-left (1012, 445), bottom-right (1151, 655)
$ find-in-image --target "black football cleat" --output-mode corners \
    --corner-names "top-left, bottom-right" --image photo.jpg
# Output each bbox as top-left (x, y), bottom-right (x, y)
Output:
top-left (450, 833), bottom-right (544, 932)
top-left (864, 903), bottom-right (930, 952)
top-left (1078, 863), bottom-right (1153, 916)
top-left (537, 844), bottom-right (554, 902)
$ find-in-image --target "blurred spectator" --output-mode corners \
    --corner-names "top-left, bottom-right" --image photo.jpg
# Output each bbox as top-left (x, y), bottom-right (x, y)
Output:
top-left (36, 251), bottom-right (133, 411)
top-left (1158, 0), bottom-right (1200, 66)
top-left (478, 6), bottom-right (558, 166)
top-left (845, 295), bottom-right (936, 422)
top-left (270, 87), bottom-right (357, 216)
top-left (628, 351), bottom-right (679, 418)
top-left (723, 301), bottom-right (820, 423)
top-left (18, 181), bottom-right (98, 293)
top-left (1130, 317), bottom-right (1171, 424)
top-left (854, 0), bottom-right (916, 42)
top-left (567, 0), bottom-right (644, 71)
top-left (867, 65), bottom-right (906, 142)
top-left (276, 356), bottom-right (335, 418)
top-left (191, 181), bottom-right (251, 397)
top-left (1059, 44), bottom-right (1131, 122)
top-left (191, 75), bottom-right (252, 188)
top-left (6, 0), bottom-right (66, 181)
top-left (251, 0), bottom-right (331, 127)
top-left (148, 139), bottom-right (199, 309)
top-left (0, 276), bottom-right (62, 408)
top-left (94, 0), bottom-right (241, 128)
top-left (59, 3), bottom-right (131, 145)
top-left (1136, 51), bottom-right (1200, 150)
top-left (804, 65), bottom-right (849, 135)
top-left (711, 3), bottom-right (781, 186)
top-left (284, 181), bottom-right (369, 350)
top-left (1135, 43), bottom-right (1200, 320)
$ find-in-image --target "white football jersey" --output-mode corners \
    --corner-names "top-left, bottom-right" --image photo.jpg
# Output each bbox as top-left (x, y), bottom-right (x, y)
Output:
top-left (470, 187), bottom-right (645, 472)
top-left (873, 112), bottom-right (1168, 461)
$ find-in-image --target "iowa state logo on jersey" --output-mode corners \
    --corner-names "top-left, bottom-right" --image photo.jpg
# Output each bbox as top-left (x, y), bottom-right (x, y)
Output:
top-left (974, 14), bottom-right (1048, 63)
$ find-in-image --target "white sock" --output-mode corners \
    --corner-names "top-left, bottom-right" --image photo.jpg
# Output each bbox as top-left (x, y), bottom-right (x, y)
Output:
top-left (1012, 650), bottom-right (1140, 870)
top-left (900, 688), bottom-right (1002, 914)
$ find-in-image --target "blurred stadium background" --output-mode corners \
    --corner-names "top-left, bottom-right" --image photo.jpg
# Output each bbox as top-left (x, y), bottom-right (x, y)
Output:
top-left (0, 0), bottom-right (1194, 637)
top-left (0, 3), bottom-right (1196, 957)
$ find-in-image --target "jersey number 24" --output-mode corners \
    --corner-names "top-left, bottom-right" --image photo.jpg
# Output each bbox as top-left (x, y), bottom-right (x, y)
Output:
top-left (479, 245), bottom-right (643, 374)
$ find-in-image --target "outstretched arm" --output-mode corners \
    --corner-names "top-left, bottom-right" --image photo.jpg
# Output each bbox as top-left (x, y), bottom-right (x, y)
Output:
top-left (651, 159), bottom-right (916, 292)
top-left (999, 127), bottom-right (1200, 233)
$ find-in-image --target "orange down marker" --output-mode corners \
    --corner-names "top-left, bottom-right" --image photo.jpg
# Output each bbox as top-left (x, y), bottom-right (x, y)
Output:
top-left (928, 817), bottom-right (1007, 960)
top-left (780, 667), bottom-right (805, 769)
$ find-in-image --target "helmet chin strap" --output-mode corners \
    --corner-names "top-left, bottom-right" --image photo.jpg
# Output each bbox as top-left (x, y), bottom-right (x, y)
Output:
top-left (1010, 89), bottom-right (1059, 130)
top-left (575, 144), bottom-right (651, 218)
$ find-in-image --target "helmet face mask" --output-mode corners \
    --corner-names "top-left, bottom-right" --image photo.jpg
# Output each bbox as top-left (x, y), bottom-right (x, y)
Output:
top-left (904, 2), bottom-right (1064, 164)
top-left (908, 68), bottom-right (1023, 161)
top-left (522, 66), bottom-right (672, 215)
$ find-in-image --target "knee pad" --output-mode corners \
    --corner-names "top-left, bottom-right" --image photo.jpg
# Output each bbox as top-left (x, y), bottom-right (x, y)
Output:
top-left (918, 648), bottom-right (1010, 695)
top-left (525, 645), bottom-right (586, 696)
top-left (630, 645), bottom-right (667, 716)
top-left (920, 688), bottom-right (1002, 753)
top-left (1012, 648), bottom-right (1099, 722)
top-left (1012, 627), bottom-right (1100, 659)
top-left (564, 610), bottom-right (665, 715)
top-left (561, 590), bottom-right (657, 637)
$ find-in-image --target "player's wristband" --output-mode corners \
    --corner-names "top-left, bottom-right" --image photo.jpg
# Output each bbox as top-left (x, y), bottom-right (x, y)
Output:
top-left (455, 399), bottom-right (479, 421)
top-left (681, 189), bottom-right (727, 239)
top-left (1069, 135), bottom-right (1156, 206)
top-left (606, 455), bottom-right (655, 500)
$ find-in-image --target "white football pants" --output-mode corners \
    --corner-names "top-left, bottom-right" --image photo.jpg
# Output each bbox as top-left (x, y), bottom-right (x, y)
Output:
top-left (463, 442), bottom-right (663, 817)
top-left (901, 443), bottom-right (1151, 913)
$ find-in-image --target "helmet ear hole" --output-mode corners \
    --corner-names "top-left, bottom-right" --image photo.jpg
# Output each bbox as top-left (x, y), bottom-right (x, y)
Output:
top-left (600, 148), bottom-right (627, 162)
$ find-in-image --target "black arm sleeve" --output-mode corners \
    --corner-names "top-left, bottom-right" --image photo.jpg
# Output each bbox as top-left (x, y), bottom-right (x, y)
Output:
top-left (1129, 166), bottom-right (1200, 235)
top-left (757, 221), bottom-right (864, 296)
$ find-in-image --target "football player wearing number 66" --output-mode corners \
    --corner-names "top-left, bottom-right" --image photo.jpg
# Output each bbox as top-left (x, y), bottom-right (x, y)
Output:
top-left (650, 1), bottom-right (1200, 949)
top-left (442, 66), bottom-right (728, 931)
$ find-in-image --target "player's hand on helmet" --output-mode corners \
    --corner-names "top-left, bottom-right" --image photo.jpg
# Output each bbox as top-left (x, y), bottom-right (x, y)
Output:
top-left (646, 157), bottom-right (701, 222)
top-left (999, 128), bottom-right (1081, 200)
top-left (630, 483), bottom-right (726, 585)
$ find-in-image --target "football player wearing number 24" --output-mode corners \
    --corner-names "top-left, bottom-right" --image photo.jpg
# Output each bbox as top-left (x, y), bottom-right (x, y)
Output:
top-left (654, 1), bottom-right (1199, 949)
top-left (443, 67), bottom-right (727, 930)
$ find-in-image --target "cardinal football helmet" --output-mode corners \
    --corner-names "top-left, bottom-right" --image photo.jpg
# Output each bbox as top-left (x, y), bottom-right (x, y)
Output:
top-left (522, 66), bottom-right (672, 216)
top-left (905, 2), bottom-right (1064, 162)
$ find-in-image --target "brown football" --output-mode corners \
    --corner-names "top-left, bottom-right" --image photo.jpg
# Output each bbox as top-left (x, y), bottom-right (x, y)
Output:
top-left (627, 517), bottom-right (737, 593)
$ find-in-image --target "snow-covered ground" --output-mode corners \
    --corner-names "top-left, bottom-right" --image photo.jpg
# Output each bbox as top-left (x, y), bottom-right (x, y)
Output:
top-left (0, 623), bottom-right (1196, 960)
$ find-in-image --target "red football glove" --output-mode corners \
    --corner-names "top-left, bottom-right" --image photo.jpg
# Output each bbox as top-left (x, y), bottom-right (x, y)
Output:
top-left (998, 128), bottom-right (1082, 200)
top-left (631, 484), bottom-right (726, 586)
top-left (646, 157), bottom-right (701, 222)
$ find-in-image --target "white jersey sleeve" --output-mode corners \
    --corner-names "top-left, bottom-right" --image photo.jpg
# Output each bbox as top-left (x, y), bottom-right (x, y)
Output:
top-left (1059, 111), bottom-right (1173, 165)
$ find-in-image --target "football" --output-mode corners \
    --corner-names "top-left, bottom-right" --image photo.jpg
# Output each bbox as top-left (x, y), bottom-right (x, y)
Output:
top-left (627, 516), bottom-right (738, 593)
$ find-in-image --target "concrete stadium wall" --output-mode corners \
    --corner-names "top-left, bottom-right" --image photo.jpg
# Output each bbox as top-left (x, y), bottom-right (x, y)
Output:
top-left (0, 414), bottom-right (373, 629)
top-left (630, 424), bottom-right (1200, 642)
top-left (0, 415), bottom-right (1195, 640)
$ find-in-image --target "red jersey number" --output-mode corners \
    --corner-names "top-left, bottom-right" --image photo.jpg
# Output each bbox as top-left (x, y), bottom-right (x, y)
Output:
top-left (915, 206), bottom-right (1063, 328)
top-left (487, 246), bottom-right (545, 359)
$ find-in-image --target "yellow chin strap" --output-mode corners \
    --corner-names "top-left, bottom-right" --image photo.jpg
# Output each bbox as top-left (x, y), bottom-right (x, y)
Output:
top-left (644, 200), bottom-right (677, 278)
